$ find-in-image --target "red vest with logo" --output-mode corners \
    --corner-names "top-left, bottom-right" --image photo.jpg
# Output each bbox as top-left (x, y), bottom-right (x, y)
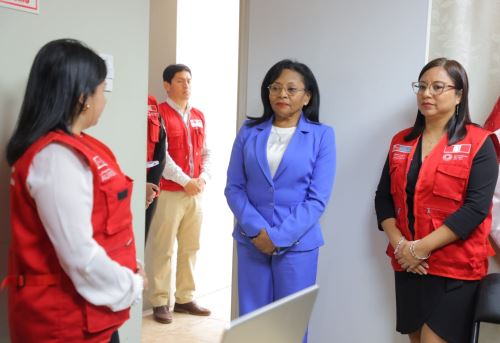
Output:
top-left (158, 102), bottom-right (205, 192)
top-left (387, 125), bottom-right (496, 280)
top-left (147, 95), bottom-right (161, 162)
top-left (4, 131), bottom-right (137, 342)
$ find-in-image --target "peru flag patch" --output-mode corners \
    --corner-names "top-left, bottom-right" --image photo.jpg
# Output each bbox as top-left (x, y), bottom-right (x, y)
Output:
top-left (443, 144), bottom-right (471, 154)
top-left (392, 144), bottom-right (412, 153)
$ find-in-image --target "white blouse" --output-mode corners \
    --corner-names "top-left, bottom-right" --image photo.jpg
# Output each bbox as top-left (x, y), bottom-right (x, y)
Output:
top-left (267, 126), bottom-right (296, 177)
top-left (27, 143), bottom-right (143, 311)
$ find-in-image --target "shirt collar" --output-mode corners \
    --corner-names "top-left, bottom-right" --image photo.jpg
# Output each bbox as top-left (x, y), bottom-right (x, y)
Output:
top-left (166, 96), bottom-right (191, 116)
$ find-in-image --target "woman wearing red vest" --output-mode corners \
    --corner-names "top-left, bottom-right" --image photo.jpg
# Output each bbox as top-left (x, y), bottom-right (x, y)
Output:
top-left (375, 58), bottom-right (499, 343)
top-left (3, 39), bottom-right (145, 342)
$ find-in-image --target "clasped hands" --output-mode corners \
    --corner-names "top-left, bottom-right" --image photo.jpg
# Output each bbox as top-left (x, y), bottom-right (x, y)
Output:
top-left (184, 178), bottom-right (205, 196)
top-left (395, 240), bottom-right (429, 275)
top-left (252, 229), bottom-right (276, 255)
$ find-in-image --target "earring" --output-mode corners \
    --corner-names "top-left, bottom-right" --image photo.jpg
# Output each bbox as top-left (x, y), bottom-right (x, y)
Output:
top-left (455, 105), bottom-right (459, 117)
top-left (304, 103), bottom-right (308, 106)
top-left (83, 104), bottom-right (90, 111)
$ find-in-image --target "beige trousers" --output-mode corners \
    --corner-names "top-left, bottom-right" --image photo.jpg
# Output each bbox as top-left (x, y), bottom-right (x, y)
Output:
top-left (146, 190), bottom-right (203, 306)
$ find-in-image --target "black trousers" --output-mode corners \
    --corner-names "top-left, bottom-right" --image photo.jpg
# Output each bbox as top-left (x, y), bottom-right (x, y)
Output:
top-left (109, 331), bottom-right (120, 343)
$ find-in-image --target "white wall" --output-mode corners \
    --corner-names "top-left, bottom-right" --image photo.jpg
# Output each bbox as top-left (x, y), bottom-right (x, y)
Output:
top-left (0, 2), bottom-right (149, 341)
top-left (149, 0), bottom-right (177, 101)
top-left (238, 0), bottom-right (429, 342)
top-left (429, 0), bottom-right (500, 123)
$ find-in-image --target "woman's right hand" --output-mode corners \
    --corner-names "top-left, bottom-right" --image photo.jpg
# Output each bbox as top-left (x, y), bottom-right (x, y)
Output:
top-left (252, 229), bottom-right (276, 255)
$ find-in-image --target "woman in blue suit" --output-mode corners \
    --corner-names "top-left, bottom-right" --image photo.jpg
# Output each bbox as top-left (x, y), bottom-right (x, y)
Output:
top-left (225, 59), bottom-right (336, 342)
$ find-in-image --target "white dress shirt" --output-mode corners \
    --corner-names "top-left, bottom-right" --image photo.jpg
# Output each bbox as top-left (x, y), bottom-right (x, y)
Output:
top-left (27, 143), bottom-right (143, 311)
top-left (161, 96), bottom-right (211, 186)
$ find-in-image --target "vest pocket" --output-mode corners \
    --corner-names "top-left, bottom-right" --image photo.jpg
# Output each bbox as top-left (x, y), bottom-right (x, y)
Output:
top-left (389, 163), bottom-right (401, 195)
top-left (102, 178), bottom-right (133, 235)
top-left (428, 207), bottom-right (452, 229)
top-left (148, 116), bottom-right (161, 143)
top-left (192, 127), bottom-right (204, 149)
top-left (168, 131), bottom-right (184, 150)
top-left (83, 302), bottom-right (129, 333)
top-left (432, 164), bottom-right (468, 202)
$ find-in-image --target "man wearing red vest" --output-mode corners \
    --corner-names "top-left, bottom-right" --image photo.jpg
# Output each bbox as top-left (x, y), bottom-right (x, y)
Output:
top-left (147, 64), bottom-right (211, 324)
top-left (145, 95), bottom-right (165, 240)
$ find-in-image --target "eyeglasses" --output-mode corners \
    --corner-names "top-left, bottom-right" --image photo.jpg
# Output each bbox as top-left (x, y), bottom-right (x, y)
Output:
top-left (268, 84), bottom-right (306, 96)
top-left (411, 81), bottom-right (456, 96)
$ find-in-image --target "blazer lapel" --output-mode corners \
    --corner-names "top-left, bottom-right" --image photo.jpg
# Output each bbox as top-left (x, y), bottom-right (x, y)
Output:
top-left (255, 120), bottom-right (274, 186)
top-left (273, 114), bottom-right (312, 181)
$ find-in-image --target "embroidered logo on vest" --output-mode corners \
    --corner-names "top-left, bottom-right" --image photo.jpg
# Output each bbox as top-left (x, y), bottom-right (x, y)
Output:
top-left (92, 155), bottom-right (108, 170)
top-left (442, 144), bottom-right (471, 161)
top-left (190, 119), bottom-right (203, 128)
top-left (392, 144), bottom-right (411, 153)
top-left (443, 144), bottom-right (471, 154)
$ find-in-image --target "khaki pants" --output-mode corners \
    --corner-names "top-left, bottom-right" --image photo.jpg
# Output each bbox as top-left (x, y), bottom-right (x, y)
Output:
top-left (146, 190), bottom-right (203, 306)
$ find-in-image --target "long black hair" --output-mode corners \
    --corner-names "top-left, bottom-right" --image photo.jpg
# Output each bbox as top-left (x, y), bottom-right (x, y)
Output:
top-left (6, 38), bottom-right (107, 165)
top-left (247, 59), bottom-right (320, 126)
top-left (404, 57), bottom-right (471, 145)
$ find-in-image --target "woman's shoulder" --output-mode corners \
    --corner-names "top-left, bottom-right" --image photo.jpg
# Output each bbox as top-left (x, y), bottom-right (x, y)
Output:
top-left (314, 121), bottom-right (334, 131)
top-left (392, 127), bottom-right (413, 140)
top-left (306, 121), bottom-right (335, 138)
top-left (238, 118), bottom-right (266, 133)
top-left (466, 123), bottom-right (490, 135)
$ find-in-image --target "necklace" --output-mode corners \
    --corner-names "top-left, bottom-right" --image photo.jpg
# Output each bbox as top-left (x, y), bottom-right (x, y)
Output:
top-left (423, 131), bottom-right (443, 147)
top-left (273, 129), bottom-right (285, 143)
top-left (272, 126), bottom-right (296, 144)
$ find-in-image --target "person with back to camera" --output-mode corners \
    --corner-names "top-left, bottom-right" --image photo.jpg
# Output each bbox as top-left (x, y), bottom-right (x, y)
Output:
top-left (375, 58), bottom-right (499, 343)
top-left (1, 39), bottom-right (145, 343)
top-left (145, 95), bottom-right (165, 240)
top-left (225, 59), bottom-right (336, 343)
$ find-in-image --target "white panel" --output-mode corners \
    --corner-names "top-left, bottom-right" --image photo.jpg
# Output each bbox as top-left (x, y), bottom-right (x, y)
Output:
top-left (241, 1), bottom-right (429, 341)
top-left (0, 1), bottom-right (149, 341)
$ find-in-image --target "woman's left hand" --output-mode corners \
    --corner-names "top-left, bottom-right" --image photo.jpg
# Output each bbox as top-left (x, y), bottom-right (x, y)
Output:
top-left (252, 229), bottom-right (276, 255)
top-left (395, 240), bottom-right (429, 274)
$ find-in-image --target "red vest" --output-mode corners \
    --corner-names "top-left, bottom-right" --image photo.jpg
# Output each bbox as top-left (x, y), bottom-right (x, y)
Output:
top-left (387, 125), bottom-right (495, 280)
top-left (147, 95), bottom-right (161, 162)
top-left (158, 102), bottom-right (205, 192)
top-left (4, 131), bottom-right (137, 342)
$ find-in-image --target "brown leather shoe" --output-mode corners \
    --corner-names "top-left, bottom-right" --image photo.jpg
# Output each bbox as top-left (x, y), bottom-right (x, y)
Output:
top-left (174, 301), bottom-right (211, 316)
top-left (153, 305), bottom-right (173, 324)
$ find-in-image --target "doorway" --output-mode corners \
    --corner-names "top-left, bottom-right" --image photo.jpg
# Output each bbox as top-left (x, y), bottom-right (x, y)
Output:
top-left (143, 0), bottom-right (239, 341)
top-left (176, 0), bottom-right (239, 320)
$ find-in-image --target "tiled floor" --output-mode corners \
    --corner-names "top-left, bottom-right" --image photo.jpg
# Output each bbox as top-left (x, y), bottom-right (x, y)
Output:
top-left (142, 286), bottom-right (231, 343)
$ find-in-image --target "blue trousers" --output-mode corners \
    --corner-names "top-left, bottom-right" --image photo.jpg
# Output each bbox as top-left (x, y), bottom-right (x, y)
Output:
top-left (237, 241), bottom-right (319, 343)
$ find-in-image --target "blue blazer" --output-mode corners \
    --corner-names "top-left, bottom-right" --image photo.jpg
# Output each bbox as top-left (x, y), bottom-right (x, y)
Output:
top-left (225, 114), bottom-right (336, 252)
